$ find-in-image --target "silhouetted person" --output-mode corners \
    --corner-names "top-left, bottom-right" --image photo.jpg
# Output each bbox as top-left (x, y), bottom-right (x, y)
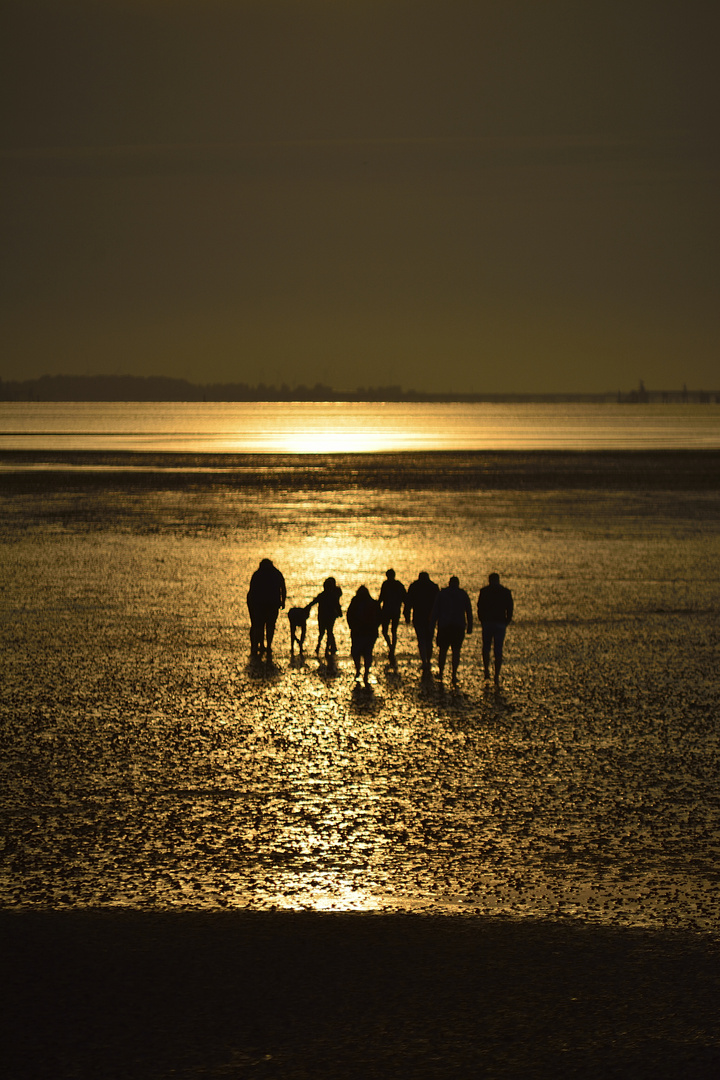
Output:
top-left (404, 571), bottom-right (440, 671)
top-left (309, 576), bottom-right (343, 658)
top-left (431, 575), bottom-right (473, 684)
top-left (379, 568), bottom-right (407, 661)
top-left (247, 558), bottom-right (286, 658)
top-left (478, 572), bottom-right (514, 684)
top-left (346, 585), bottom-right (382, 686)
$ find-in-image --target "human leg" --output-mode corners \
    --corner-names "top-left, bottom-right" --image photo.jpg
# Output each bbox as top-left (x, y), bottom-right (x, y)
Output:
top-left (450, 628), bottom-right (465, 684)
top-left (414, 621), bottom-right (430, 668)
top-left (362, 639), bottom-right (375, 685)
top-left (326, 619), bottom-right (337, 655)
top-left (388, 615), bottom-right (400, 659)
top-left (350, 635), bottom-right (362, 678)
top-left (248, 606), bottom-right (263, 656)
top-left (437, 628), bottom-right (449, 680)
top-left (493, 624), bottom-right (507, 683)
top-left (421, 620), bottom-right (434, 668)
top-left (481, 624), bottom-right (493, 678)
top-left (264, 609), bottom-right (279, 655)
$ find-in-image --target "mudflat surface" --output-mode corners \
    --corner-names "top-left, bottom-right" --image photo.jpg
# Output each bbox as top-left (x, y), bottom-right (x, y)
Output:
top-left (3, 910), bottom-right (720, 1079)
top-left (2, 452), bottom-right (719, 924)
top-left (2, 453), bottom-right (719, 1076)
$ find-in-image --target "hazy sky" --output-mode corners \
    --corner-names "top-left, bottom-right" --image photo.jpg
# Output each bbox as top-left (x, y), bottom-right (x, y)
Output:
top-left (2, 1), bottom-right (718, 392)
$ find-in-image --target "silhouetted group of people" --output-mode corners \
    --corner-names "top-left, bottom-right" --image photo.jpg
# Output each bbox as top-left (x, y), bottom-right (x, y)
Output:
top-left (247, 560), bottom-right (513, 687)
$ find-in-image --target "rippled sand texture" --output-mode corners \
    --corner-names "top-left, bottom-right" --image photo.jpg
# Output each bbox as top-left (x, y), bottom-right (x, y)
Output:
top-left (2, 453), bottom-right (719, 930)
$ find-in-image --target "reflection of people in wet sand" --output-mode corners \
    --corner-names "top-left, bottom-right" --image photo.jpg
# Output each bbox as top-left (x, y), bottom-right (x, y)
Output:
top-left (247, 558), bottom-right (286, 658)
top-left (346, 585), bottom-right (382, 686)
top-left (404, 571), bottom-right (440, 672)
top-left (478, 572), bottom-right (514, 684)
top-left (379, 568), bottom-right (407, 661)
top-left (431, 576), bottom-right (473, 684)
top-left (310, 577), bottom-right (343, 658)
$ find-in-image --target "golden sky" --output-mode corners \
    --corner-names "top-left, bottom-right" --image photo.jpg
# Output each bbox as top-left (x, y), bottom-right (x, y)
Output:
top-left (1, 1), bottom-right (718, 392)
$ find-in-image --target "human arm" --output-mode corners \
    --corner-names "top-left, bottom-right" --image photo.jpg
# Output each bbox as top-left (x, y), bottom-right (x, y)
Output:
top-left (430, 594), bottom-right (439, 635)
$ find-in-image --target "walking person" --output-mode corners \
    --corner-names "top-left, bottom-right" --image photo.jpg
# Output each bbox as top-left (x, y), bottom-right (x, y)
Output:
top-left (346, 585), bottom-right (382, 686)
top-left (404, 571), bottom-right (440, 672)
top-left (379, 568), bottom-right (406, 661)
top-left (247, 558), bottom-right (286, 659)
top-left (310, 576), bottom-right (343, 658)
top-left (431, 575), bottom-right (473, 684)
top-left (477, 572), bottom-right (514, 684)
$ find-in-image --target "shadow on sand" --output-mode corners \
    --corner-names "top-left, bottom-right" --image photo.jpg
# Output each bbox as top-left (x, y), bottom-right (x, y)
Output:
top-left (3, 910), bottom-right (719, 1079)
top-left (245, 654), bottom-right (282, 683)
top-left (348, 682), bottom-right (385, 716)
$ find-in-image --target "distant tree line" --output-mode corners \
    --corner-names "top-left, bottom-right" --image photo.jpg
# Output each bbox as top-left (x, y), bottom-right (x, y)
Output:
top-left (0, 374), bottom-right (352, 402)
top-left (0, 373), bottom-right (717, 403)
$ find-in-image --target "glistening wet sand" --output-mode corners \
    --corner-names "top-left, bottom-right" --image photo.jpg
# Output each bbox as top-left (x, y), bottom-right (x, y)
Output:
top-left (2, 451), bottom-right (719, 925)
top-left (2, 451), bottom-right (719, 1076)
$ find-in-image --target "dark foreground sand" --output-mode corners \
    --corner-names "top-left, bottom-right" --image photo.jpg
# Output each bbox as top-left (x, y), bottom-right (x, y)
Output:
top-left (3, 910), bottom-right (719, 1079)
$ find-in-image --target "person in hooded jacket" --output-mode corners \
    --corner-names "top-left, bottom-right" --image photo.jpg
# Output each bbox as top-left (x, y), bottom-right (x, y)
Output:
top-left (477, 572), bottom-right (514, 684)
top-left (346, 585), bottom-right (382, 685)
top-left (310, 576), bottom-right (343, 658)
top-left (379, 568), bottom-right (407, 661)
top-left (247, 558), bottom-right (286, 658)
top-left (431, 575), bottom-right (473, 684)
top-left (404, 570), bottom-right (440, 672)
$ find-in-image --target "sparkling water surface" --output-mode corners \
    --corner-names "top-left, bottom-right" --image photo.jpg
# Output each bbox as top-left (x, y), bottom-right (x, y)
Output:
top-left (2, 400), bottom-right (720, 452)
top-left (2, 451), bottom-right (719, 930)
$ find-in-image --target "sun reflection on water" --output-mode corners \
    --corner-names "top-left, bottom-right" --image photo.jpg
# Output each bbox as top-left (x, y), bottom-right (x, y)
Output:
top-left (265, 879), bottom-right (385, 913)
top-left (276, 430), bottom-right (402, 454)
top-left (3, 401), bottom-right (720, 452)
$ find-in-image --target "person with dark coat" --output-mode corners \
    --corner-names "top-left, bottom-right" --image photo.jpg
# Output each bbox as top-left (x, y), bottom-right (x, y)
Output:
top-left (431, 576), bottom-right (473, 684)
top-left (404, 571), bottom-right (440, 671)
top-left (477, 572), bottom-right (514, 684)
top-left (310, 576), bottom-right (343, 657)
top-left (379, 568), bottom-right (407, 660)
top-left (247, 558), bottom-right (286, 658)
top-left (346, 585), bottom-right (382, 685)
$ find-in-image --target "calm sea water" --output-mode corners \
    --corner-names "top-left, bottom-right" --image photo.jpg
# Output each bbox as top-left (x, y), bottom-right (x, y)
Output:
top-left (2, 400), bottom-right (720, 452)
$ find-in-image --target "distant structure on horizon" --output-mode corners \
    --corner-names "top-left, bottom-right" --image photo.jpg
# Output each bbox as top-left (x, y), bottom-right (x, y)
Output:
top-left (616, 379), bottom-right (719, 404)
top-left (1, 374), bottom-right (718, 404)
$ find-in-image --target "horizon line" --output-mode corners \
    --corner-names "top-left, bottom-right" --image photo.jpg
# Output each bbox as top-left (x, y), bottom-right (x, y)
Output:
top-left (1, 373), bottom-right (718, 404)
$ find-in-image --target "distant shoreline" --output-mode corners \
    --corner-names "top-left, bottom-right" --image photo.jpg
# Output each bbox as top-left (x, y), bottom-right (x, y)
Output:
top-left (1, 374), bottom-right (718, 404)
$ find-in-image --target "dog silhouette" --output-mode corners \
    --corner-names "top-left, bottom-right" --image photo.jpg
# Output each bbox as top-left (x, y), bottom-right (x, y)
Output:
top-left (288, 603), bottom-right (313, 652)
